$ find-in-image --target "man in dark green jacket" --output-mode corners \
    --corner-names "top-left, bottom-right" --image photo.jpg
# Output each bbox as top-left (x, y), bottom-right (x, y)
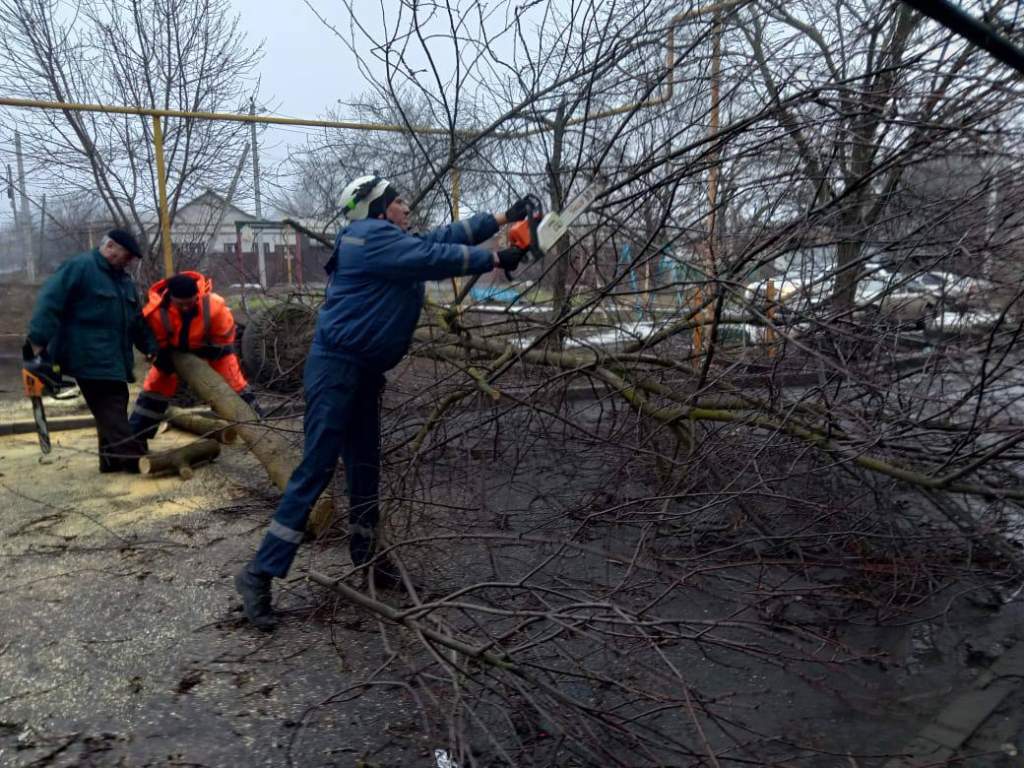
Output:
top-left (27, 229), bottom-right (157, 473)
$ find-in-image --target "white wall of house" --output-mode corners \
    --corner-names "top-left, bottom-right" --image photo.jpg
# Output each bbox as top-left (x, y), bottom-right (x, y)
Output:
top-left (144, 190), bottom-right (294, 288)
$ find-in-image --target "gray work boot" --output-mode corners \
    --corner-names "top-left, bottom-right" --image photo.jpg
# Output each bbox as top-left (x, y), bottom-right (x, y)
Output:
top-left (234, 564), bottom-right (277, 631)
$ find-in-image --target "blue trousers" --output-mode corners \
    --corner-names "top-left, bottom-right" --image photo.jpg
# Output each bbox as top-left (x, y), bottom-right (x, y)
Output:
top-left (253, 349), bottom-right (384, 577)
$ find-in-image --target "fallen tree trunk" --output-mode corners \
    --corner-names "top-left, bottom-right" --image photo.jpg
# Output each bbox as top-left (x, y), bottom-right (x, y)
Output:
top-left (140, 438), bottom-right (220, 479)
top-left (165, 406), bottom-right (238, 445)
top-left (171, 352), bottom-right (335, 535)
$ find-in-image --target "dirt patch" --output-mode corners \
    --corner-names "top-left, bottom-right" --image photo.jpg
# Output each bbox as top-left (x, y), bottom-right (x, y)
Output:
top-left (0, 280), bottom-right (39, 345)
top-left (0, 414), bottom-right (454, 767)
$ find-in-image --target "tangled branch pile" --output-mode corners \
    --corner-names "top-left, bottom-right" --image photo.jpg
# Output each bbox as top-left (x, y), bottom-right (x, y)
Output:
top-left (259, 1), bottom-right (1024, 764)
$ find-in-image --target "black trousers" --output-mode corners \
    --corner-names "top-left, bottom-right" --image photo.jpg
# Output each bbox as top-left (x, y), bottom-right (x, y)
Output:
top-left (77, 378), bottom-right (145, 472)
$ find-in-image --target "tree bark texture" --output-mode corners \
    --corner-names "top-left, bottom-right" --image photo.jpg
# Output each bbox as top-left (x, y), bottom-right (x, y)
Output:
top-left (139, 438), bottom-right (220, 479)
top-left (171, 352), bottom-right (335, 535)
top-left (165, 406), bottom-right (238, 445)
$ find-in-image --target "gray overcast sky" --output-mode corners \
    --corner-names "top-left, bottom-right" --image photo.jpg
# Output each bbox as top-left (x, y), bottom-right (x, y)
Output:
top-left (231, 0), bottom-right (364, 191)
top-left (230, 0), bottom-right (478, 211)
top-left (228, 0), bottom-right (518, 213)
top-left (234, 0), bottom-right (360, 119)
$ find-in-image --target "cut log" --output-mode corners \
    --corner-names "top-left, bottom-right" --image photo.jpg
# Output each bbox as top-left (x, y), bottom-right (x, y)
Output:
top-left (140, 438), bottom-right (220, 479)
top-left (165, 406), bottom-right (238, 444)
top-left (171, 352), bottom-right (335, 535)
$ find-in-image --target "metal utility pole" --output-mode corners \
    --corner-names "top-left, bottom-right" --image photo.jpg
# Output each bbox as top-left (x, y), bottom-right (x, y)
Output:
top-left (6, 164), bottom-right (18, 237)
top-left (152, 115), bottom-right (174, 276)
top-left (200, 143), bottom-right (250, 274)
top-left (249, 98), bottom-right (266, 289)
top-left (250, 98), bottom-right (262, 218)
top-left (15, 130), bottom-right (36, 281)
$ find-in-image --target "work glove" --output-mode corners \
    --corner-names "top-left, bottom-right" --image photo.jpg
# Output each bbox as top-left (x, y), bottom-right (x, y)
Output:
top-left (153, 348), bottom-right (176, 374)
top-left (496, 246), bottom-right (527, 279)
top-left (504, 195), bottom-right (534, 223)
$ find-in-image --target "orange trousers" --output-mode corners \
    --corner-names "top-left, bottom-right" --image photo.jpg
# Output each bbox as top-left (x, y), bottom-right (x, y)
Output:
top-left (143, 353), bottom-right (248, 397)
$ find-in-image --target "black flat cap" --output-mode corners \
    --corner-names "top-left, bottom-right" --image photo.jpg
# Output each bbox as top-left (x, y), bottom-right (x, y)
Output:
top-left (107, 228), bottom-right (142, 259)
top-left (167, 274), bottom-right (199, 298)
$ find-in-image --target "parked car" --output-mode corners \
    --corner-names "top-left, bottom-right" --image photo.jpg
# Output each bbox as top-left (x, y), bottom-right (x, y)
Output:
top-left (744, 265), bottom-right (893, 311)
top-left (904, 271), bottom-right (991, 303)
top-left (744, 274), bottom-right (832, 309)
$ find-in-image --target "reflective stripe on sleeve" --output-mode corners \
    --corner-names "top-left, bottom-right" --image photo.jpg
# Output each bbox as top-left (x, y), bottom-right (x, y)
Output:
top-left (202, 295), bottom-right (212, 345)
top-left (159, 306), bottom-right (173, 343)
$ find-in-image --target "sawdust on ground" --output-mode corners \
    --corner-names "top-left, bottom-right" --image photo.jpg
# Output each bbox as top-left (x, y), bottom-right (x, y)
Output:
top-left (0, 391), bottom-right (262, 539)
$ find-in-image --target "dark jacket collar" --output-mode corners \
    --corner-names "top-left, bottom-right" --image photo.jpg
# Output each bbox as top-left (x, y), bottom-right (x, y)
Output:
top-left (91, 247), bottom-right (125, 277)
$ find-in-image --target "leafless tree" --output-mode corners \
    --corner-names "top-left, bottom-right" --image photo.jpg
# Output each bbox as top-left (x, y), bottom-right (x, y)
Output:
top-left (6, 0), bottom-right (1021, 764)
top-left (239, 2), bottom-right (1024, 765)
top-left (737, 0), bottom-right (1023, 306)
top-left (0, 0), bottom-right (262, 272)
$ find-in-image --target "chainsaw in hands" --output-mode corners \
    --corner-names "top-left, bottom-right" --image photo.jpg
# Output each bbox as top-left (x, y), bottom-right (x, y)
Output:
top-left (21, 340), bottom-right (64, 454)
top-left (507, 178), bottom-right (606, 264)
top-left (452, 179), bottom-right (606, 306)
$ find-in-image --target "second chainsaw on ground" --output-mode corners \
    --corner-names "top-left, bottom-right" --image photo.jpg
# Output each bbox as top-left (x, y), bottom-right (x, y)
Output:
top-left (21, 340), bottom-right (65, 454)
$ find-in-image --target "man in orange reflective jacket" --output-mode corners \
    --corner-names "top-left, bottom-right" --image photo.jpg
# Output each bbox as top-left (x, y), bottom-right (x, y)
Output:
top-left (128, 272), bottom-right (261, 446)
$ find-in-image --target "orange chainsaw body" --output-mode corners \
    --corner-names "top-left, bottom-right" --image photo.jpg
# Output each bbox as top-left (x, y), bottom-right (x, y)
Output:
top-left (508, 218), bottom-right (532, 251)
top-left (22, 367), bottom-right (47, 398)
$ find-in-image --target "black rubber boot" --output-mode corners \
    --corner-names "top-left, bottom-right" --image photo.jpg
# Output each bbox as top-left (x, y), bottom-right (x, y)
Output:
top-left (234, 563), bottom-right (277, 631)
top-left (98, 435), bottom-right (117, 473)
top-left (369, 556), bottom-right (407, 594)
top-left (240, 389), bottom-right (265, 418)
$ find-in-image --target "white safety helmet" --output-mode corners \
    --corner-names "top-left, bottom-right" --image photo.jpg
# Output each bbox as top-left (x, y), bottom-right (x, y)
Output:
top-left (340, 174), bottom-right (397, 221)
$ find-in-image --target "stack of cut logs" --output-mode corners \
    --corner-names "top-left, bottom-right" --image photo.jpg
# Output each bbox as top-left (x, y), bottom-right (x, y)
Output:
top-left (139, 406), bottom-right (237, 479)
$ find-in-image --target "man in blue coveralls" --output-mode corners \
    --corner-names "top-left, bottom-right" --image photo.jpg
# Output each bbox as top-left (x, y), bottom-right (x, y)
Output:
top-left (235, 175), bottom-right (532, 629)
